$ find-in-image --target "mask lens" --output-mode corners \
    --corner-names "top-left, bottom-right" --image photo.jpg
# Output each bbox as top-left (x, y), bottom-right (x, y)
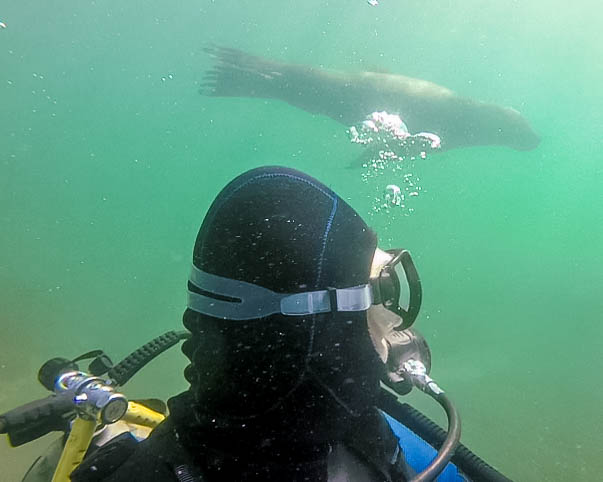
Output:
top-left (393, 260), bottom-right (411, 312)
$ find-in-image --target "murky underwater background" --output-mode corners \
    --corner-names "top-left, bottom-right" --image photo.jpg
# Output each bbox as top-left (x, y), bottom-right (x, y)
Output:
top-left (1, 1), bottom-right (602, 480)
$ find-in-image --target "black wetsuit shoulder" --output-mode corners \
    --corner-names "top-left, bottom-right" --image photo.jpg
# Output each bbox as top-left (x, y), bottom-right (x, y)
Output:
top-left (71, 419), bottom-right (195, 482)
top-left (71, 410), bottom-right (414, 482)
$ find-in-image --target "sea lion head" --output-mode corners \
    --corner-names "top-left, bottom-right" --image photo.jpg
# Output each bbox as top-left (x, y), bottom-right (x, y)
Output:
top-left (497, 106), bottom-right (541, 151)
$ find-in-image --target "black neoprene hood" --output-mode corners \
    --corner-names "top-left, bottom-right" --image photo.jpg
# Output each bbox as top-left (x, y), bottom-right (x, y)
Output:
top-left (191, 165), bottom-right (377, 294)
top-left (179, 166), bottom-right (381, 422)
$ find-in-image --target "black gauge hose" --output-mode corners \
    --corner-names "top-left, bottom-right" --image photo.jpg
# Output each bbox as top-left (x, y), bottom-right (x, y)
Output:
top-left (410, 392), bottom-right (461, 482)
top-left (379, 389), bottom-right (512, 482)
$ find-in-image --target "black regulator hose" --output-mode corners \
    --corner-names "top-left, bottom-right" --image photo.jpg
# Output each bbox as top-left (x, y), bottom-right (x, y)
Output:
top-left (0, 392), bottom-right (74, 447)
top-left (108, 330), bottom-right (190, 386)
top-left (410, 392), bottom-right (461, 482)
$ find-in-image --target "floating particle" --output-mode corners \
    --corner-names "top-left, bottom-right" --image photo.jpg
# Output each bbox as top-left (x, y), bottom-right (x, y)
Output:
top-left (0, 21), bottom-right (7, 29)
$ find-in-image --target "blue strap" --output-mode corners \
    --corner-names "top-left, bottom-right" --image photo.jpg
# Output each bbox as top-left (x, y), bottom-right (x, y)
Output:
top-left (382, 412), bottom-right (464, 482)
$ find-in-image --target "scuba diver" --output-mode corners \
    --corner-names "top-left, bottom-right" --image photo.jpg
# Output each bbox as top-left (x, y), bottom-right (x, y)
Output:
top-left (74, 165), bottom-right (433, 481)
top-left (2, 166), bottom-right (511, 481)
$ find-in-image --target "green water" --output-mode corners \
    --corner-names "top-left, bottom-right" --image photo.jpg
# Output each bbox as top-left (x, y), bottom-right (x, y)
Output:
top-left (1, 1), bottom-right (602, 480)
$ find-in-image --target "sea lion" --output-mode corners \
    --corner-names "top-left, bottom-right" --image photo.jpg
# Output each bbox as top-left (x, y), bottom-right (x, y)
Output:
top-left (202, 46), bottom-right (540, 152)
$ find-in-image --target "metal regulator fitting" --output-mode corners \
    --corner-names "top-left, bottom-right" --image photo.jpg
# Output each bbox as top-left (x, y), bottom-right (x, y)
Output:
top-left (401, 359), bottom-right (444, 396)
top-left (54, 371), bottom-right (128, 425)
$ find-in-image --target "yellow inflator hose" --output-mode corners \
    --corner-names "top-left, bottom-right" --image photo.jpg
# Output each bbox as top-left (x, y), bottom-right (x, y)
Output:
top-left (51, 417), bottom-right (97, 482)
top-left (122, 401), bottom-right (165, 428)
top-left (50, 402), bottom-right (165, 481)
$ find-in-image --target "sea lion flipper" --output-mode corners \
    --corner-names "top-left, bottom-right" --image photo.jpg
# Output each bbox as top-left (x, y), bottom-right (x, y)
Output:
top-left (201, 45), bottom-right (280, 98)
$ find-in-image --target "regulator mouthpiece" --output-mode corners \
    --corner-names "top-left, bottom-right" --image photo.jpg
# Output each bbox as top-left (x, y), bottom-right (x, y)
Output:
top-left (382, 327), bottom-right (432, 396)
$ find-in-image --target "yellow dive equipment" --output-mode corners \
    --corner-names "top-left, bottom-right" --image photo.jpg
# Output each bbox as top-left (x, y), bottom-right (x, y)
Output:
top-left (49, 372), bottom-right (166, 482)
top-left (122, 401), bottom-right (166, 428)
top-left (51, 417), bottom-right (97, 482)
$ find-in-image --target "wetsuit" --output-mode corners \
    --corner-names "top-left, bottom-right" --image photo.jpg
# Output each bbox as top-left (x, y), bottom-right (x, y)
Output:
top-left (71, 394), bottom-right (415, 482)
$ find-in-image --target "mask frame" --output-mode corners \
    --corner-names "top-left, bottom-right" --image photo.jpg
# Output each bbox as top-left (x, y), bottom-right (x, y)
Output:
top-left (370, 249), bottom-right (422, 330)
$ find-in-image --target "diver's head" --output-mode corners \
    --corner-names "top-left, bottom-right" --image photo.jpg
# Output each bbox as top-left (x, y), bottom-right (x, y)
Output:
top-left (181, 166), bottom-right (383, 436)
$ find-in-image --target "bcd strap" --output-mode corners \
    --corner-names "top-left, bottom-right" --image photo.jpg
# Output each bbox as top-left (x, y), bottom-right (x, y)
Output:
top-left (344, 408), bottom-right (416, 482)
top-left (70, 432), bottom-right (139, 482)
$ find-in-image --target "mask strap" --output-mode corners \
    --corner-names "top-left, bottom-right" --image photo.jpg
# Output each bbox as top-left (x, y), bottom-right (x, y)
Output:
top-left (188, 265), bottom-right (372, 320)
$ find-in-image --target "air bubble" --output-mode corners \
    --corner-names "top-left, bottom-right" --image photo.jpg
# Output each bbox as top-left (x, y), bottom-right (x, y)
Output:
top-left (383, 184), bottom-right (403, 206)
top-left (349, 111), bottom-right (439, 217)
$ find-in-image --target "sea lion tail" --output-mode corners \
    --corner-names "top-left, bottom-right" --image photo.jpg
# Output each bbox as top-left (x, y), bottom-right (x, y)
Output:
top-left (201, 45), bottom-right (280, 98)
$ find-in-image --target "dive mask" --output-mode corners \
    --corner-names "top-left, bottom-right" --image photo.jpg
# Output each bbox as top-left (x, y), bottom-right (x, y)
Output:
top-left (369, 248), bottom-right (422, 331)
top-left (186, 247), bottom-right (421, 329)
